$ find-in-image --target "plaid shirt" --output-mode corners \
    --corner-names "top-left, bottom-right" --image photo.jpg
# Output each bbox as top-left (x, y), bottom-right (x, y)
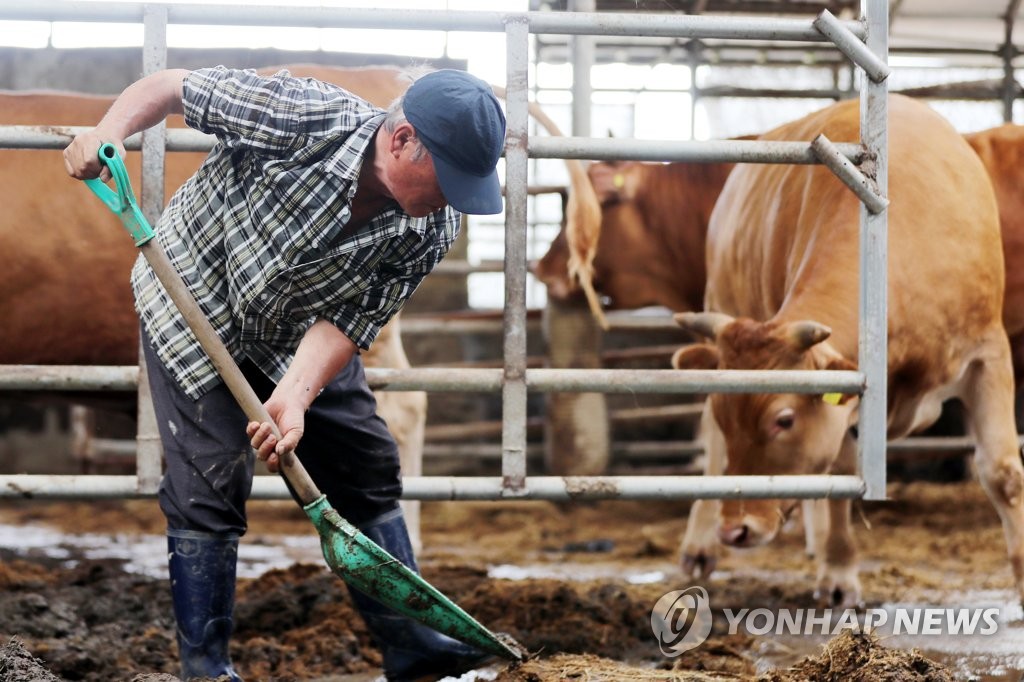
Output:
top-left (131, 66), bottom-right (460, 399)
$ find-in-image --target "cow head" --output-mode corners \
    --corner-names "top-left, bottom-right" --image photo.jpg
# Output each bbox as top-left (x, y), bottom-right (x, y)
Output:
top-left (535, 159), bottom-right (734, 318)
top-left (672, 312), bottom-right (858, 548)
top-left (535, 160), bottom-right (691, 311)
top-left (534, 161), bottom-right (646, 307)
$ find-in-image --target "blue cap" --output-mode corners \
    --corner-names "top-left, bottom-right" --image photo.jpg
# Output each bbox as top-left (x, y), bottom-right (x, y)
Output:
top-left (403, 70), bottom-right (506, 215)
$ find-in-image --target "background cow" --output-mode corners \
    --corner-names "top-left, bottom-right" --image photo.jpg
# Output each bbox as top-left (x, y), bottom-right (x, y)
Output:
top-left (539, 128), bottom-right (1024, 383)
top-left (534, 158), bottom-right (734, 314)
top-left (966, 124), bottom-right (1024, 390)
top-left (671, 94), bottom-right (1024, 606)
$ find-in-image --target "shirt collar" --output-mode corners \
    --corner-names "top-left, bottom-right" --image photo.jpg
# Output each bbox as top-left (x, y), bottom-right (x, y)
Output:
top-left (325, 111), bottom-right (433, 240)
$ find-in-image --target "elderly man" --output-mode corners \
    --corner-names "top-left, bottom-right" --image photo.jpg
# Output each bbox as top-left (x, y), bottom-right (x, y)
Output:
top-left (64, 65), bottom-right (505, 682)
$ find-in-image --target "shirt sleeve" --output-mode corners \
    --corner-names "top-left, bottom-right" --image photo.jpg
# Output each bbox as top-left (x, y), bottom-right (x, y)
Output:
top-left (328, 212), bottom-right (461, 350)
top-left (182, 65), bottom-right (372, 155)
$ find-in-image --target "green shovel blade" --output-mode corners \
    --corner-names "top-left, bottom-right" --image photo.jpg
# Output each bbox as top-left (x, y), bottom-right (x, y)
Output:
top-left (303, 495), bottom-right (525, 661)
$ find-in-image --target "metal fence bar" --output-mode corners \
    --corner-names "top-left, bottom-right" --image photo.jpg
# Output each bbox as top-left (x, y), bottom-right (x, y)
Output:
top-left (502, 17), bottom-right (530, 493)
top-left (0, 126), bottom-right (864, 165)
top-left (530, 137), bottom-right (864, 164)
top-left (8, 3), bottom-right (866, 41)
top-left (813, 9), bottom-right (891, 82)
top-left (810, 133), bottom-right (888, 214)
top-left (570, 0), bottom-right (595, 138)
top-left (0, 364), bottom-right (865, 394)
top-left (134, 4), bottom-right (168, 496)
top-left (0, 365), bottom-right (139, 391)
top-left (858, 0), bottom-right (889, 501)
top-left (0, 474), bottom-right (866, 501)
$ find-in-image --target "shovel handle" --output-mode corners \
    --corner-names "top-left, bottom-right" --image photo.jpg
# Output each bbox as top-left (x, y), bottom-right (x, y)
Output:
top-left (89, 145), bottom-right (322, 505)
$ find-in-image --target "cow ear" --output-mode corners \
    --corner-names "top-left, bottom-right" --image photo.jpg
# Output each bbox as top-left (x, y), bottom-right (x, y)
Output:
top-left (819, 354), bottom-right (858, 405)
top-left (589, 160), bottom-right (630, 204)
top-left (822, 355), bottom-right (856, 372)
top-left (671, 343), bottom-right (720, 370)
top-left (674, 311), bottom-right (735, 341)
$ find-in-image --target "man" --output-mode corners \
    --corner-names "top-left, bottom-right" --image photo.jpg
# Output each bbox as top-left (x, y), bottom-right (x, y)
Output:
top-left (64, 65), bottom-right (505, 682)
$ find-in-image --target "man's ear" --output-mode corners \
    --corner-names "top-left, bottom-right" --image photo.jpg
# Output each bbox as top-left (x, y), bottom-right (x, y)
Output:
top-left (671, 343), bottom-right (720, 370)
top-left (389, 122), bottom-right (416, 158)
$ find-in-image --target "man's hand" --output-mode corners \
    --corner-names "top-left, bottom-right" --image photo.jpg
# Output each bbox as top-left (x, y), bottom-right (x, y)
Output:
top-left (248, 319), bottom-right (357, 473)
top-left (246, 391), bottom-right (306, 474)
top-left (63, 131), bottom-right (126, 182)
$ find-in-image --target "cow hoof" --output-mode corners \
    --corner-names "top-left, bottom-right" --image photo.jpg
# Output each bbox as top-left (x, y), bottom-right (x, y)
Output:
top-left (680, 500), bottom-right (721, 579)
top-left (814, 565), bottom-right (862, 608)
top-left (681, 549), bottom-right (718, 579)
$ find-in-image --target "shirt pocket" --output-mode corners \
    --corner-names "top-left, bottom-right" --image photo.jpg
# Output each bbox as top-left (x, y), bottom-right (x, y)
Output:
top-left (275, 247), bottom-right (385, 319)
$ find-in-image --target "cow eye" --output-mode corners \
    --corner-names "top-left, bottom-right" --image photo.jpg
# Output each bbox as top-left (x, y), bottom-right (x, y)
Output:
top-left (776, 408), bottom-right (795, 430)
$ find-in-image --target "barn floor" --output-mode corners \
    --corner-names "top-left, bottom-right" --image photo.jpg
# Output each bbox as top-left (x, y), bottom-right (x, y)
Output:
top-left (0, 476), bottom-right (1022, 681)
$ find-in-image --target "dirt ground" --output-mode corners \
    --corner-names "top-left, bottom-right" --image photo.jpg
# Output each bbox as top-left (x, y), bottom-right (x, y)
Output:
top-left (0, 476), bottom-right (1022, 681)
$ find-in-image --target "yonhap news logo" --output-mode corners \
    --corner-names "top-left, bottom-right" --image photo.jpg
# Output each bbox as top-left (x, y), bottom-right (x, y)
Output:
top-left (650, 586), bottom-right (714, 656)
top-left (651, 586), bottom-right (1003, 655)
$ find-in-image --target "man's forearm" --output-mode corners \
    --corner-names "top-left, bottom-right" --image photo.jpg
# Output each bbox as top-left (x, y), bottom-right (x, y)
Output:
top-left (276, 319), bottom-right (358, 410)
top-left (97, 68), bottom-right (190, 141)
top-left (65, 68), bottom-right (191, 180)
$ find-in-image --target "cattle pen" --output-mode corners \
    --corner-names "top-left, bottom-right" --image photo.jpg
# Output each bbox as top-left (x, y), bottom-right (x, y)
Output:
top-left (4, 2), bottom-right (1024, 682)
top-left (0, 1), bottom-right (887, 505)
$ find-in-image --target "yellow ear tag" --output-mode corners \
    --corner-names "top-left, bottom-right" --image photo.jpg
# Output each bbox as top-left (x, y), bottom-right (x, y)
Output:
top-left (613, 173), bottom-right (625, 189)
top-left (822, 393), bottom-right (843, 406)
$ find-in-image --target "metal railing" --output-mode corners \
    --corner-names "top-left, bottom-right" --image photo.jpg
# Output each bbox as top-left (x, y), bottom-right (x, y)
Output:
top-left (0, 1), bottom-right (889, 503)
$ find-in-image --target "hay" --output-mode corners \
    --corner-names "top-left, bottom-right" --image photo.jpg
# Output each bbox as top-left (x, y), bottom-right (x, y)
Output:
top-left (758, 631), bottom-right (954, 682)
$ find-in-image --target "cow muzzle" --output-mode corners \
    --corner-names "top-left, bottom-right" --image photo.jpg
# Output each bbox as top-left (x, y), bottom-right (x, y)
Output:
top-left (717, 503), bottom-right (782, 548)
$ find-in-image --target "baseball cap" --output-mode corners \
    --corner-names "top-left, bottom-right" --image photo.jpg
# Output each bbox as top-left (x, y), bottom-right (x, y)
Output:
top-left (403, 69), bottom-right (506, 215)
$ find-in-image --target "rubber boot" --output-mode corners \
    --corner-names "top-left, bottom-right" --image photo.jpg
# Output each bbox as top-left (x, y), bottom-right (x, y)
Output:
top-left (167, 530), bottom-right (243, 682)
top-left (348, 509), bottom-right (493, 682)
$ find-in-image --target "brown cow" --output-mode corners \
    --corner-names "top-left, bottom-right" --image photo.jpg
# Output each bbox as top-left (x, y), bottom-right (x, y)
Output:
top-left (670, 94), bottom-right (1024, 606)
top-left (534, 158), bottom-right (734, 313)
top-left (538, 128), bottom-right (1024, 356)
top-left (966, 124), bottom-right (1024, 387)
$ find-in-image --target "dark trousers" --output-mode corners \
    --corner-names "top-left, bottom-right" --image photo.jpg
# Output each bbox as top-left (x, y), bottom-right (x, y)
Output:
top-left (142, 329), bottom-right (402, 535)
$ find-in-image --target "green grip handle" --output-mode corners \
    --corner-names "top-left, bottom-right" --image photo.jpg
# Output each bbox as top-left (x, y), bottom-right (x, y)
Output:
top-left (84, 143), bottom-right (155, 246)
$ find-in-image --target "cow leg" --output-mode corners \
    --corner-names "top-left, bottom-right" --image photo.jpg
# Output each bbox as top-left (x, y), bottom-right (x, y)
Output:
top-left (802, 499), bottom-right (829, 559)
top-left (397, 406), bottom-right (426, 555)
top-left (681, 399), bottom-right (723, 578)
top-left (814, 431), bottom-right (861, 607)
top-left (961, 335), bottom-right (1024, 604)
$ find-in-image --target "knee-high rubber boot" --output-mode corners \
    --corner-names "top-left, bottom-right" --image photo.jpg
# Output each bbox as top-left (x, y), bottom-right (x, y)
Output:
top-left (167, 530), bottom-right (243, 682)
top-left (347, 509), bottom-right (492, 682)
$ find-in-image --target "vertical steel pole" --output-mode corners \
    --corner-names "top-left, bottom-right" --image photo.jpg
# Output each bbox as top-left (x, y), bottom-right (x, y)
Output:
top-left (1001, 1), bottom-right (1021, 123)
top-left (569, 0), bottom-right (594, 137)
top-left (502, 17), bottom-right (531, 494)
top-left (136, 4), bottom-right (169, 494)
top-left (858, 0), bottom-right (888, 500)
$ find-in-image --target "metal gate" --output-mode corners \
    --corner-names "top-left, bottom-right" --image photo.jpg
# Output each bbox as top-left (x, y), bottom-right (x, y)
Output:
top-left (0, 1), bottom-right (889, 504)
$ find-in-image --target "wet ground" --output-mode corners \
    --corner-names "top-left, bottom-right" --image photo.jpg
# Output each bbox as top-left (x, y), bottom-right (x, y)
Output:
top-left (0, 476), bottom-right (1022, 681)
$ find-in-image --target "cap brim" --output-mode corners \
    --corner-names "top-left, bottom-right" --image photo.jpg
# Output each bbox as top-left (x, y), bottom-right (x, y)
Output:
top-left (431, 152), bottom-right (504, 215)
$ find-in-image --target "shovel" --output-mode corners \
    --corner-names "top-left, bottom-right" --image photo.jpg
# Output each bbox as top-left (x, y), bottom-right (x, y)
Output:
top-left (83, 142), bottom-right (524, 662)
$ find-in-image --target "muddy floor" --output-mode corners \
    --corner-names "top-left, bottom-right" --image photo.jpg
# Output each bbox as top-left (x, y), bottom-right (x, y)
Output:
top-left (0, 476), bottom-right (1022, 681)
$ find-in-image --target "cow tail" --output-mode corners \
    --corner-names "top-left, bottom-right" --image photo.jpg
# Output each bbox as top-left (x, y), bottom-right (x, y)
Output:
top-left (491, 85), bottom-right (609, 330)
